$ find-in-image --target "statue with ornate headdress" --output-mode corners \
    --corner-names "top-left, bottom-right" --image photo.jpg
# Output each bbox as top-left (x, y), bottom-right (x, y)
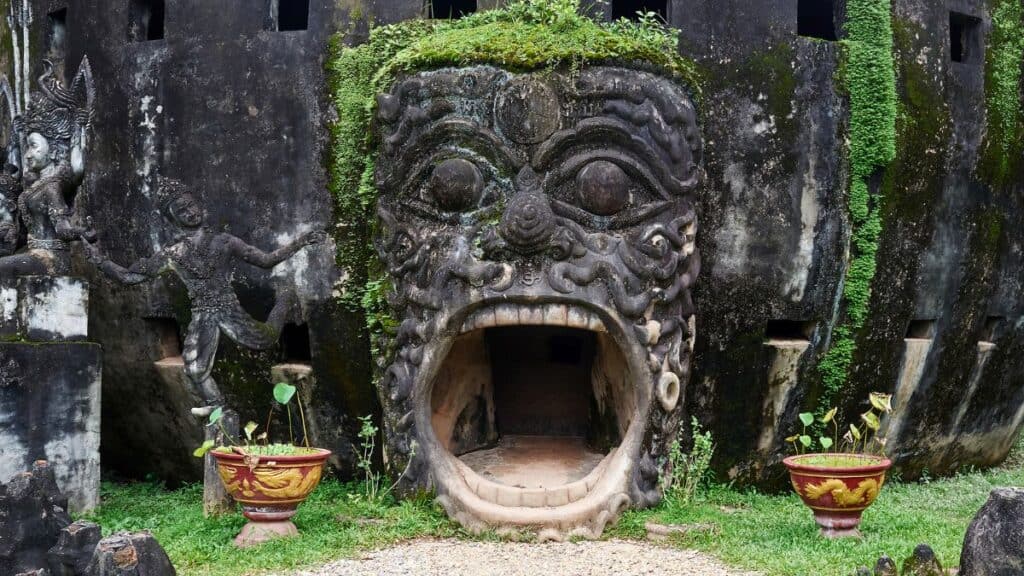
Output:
top-left (0, 0), bottom-right (96, 276)
top-left (83, 177), bottom-right (325, 411)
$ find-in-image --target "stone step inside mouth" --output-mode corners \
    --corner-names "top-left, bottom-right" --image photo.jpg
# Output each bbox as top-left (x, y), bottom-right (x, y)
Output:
top-left (454, 441), bottom-right (617, 509)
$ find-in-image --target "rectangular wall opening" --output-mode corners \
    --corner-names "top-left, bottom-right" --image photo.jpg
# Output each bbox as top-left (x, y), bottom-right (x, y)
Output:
top-left (981, 316), bottom-right (1005, 343)
top-left (129, 0), bottom-right (165, 42)
top-left (46, 9), bottom-right (68, 82)
top-left (429, 0), bottom-right (477, 19)
top-left (764, 319), bottom-right (814, 342)
top-left (279, 323), bottom-right (312, 362)
top-left (906, 319), bottom-right (937, 340)
top-left (611, 0), bottom-right (667, 22)
top-left (949, 12), bottom-right (983, 64)
top-left (798, 0), bottom-right (838, 41)
top-left (275, 0), bottom-right (310, 31)
top-left (146, 318), bottom-right (183, 360)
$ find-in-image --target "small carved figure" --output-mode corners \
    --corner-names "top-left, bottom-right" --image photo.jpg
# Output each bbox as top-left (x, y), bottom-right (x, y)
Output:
top-left (0, 60), bottom-right (95, 276)
top-left (0, 171), bottom-right (20, 257)
top-left (84, 177), bottom-right (325, 410)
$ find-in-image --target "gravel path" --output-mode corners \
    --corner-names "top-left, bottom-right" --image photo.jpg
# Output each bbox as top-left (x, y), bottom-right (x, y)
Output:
top-left (286, 539), bottom-right (760, 576)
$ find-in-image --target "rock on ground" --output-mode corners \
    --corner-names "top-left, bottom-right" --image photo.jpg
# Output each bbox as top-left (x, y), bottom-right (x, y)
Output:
top-left (959, 487), bottom-right (1024, 576)
top-left (284, 539), bottom-right (760, 576)
top-left (0, 460), bottom-right (72, 575)
top-left (85, 532), bottom-right (176, 576)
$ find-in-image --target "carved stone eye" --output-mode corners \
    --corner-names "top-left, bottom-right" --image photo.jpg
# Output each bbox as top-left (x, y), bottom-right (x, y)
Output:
top-left (575, 160), bottom-right (630, 216)
top-left (428, 158), bottom-right (483, 212)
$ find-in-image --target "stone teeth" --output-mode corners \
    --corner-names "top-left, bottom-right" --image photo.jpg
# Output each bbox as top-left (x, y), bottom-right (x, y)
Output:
top-left (567, 307), bottom-right (590, 330)
top-left (519, 306), bottom-right (544, 325)
top-left (493, 304), bottom-right (519, 326)
top-left (567, 480), bottom-right (588, 502)
top-left (543, 304), bottom-right (569, 326)
top-left (460, 304), bottom-right (607, 333)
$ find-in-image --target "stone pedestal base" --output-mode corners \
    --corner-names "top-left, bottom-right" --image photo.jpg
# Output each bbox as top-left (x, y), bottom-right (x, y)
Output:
top-left (234, 520), bottom-right (299, 548)
top-left (0, 342), bottom-right (102, 513)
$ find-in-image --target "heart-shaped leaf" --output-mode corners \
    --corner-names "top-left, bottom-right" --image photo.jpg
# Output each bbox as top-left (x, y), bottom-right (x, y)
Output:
top-left (819, 437), bottom-right (834, 450)
top-left (869, 392), bottom-right (893, 413)
top-left (244, 421), bottom-right (258, 440)
top-left (799, 435), bottom-right (812, 448)
top-left (861, 411), bottom-right (881, 431)
top-left (785, 434), bottom-right (799, 443)
top-left (850, 424), bottom-right (862, 440)
top-left (193, 440), bottom-right (215, 458)
top-left (821, 408), bottom-right (837, 424)
top-left (208, 407), bottom-right (223, 425)
top-left (273, 382), bottom-right (296, 405)
top-left (799, 413), bottom-right (815, 427)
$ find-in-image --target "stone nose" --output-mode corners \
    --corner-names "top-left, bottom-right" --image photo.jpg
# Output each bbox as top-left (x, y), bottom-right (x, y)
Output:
top-left (498, 190), bottom-right (555, 252)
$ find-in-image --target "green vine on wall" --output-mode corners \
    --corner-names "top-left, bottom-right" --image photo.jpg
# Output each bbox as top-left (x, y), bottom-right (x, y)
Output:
top-left (979, 0), bottom-right (1024, 187)
top-left (326, 0), bottom-right (700, 354)
top-left (816, 0), bottom-right (897, 411)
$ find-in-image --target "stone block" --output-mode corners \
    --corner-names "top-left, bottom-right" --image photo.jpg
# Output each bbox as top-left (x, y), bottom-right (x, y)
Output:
top-left (959, 487), bottom-right (1024, 576)
top-left (47, 521), bottom-right (102, 576)
top-left (18, 277), bottom-right (89, 342)
top-left (0, 460), bottom-right (72, 575)
top-left (0, 278), bottom-right (18, 338)
top-left (85, 532), bottom-right (176, 576)
top-left (0, 343), bottom-right (102, 513)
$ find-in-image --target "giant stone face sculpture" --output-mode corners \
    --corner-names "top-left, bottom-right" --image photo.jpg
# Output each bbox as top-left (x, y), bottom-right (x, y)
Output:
top-left (374, 65), bottom-right (701, 538)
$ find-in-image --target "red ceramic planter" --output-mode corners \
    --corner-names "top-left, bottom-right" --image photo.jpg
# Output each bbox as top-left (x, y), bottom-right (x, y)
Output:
top-left (783, 453), bottom-right (891, 538)
top-left (212, 448), bottom-right (331, 547)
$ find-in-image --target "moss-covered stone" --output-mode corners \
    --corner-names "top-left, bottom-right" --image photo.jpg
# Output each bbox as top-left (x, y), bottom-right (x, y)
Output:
top-left (326, 0), bottom-right (701, 366)
top-left (978, 0), bottom-right (1024, 188)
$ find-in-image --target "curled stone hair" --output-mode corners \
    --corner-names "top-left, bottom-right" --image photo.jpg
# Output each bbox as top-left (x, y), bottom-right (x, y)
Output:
top-left (22, 59), bottom-right (94, 164)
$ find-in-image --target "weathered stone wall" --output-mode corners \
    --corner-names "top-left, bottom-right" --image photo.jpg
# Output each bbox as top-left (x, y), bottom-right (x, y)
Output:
top-left (0, 278), bottom-right (100, 512)
top-left (20, 0), bottom-right (1020, 486)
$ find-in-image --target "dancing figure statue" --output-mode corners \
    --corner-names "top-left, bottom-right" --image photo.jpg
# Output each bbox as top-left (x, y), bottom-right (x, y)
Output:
top-left (0, 60), bottom-right (95, 276)
top-left (85, 177), bottom-right (325, 411)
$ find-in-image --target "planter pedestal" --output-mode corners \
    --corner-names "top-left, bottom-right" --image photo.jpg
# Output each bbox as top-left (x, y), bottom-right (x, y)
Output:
top-left (236, 520), bottom-right (299, 547)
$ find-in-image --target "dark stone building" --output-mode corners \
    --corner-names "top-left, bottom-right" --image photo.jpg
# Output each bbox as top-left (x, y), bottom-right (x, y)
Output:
top-left (2, 0), bottom-right (1017, 491)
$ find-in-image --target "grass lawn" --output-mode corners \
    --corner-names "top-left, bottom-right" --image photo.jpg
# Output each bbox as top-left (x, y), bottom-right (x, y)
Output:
top-left (86, 439), bottom-right (1023, 576)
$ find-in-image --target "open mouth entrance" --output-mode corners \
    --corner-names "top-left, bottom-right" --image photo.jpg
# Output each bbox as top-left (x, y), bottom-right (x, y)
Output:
top-left (430, 315), bottom-right (635, 495)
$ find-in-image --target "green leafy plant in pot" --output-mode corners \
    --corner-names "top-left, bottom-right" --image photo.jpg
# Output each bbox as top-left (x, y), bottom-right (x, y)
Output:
top-left (783, 392), bottom-right (893, 538)
top-left (194, 382), bottom-right (331, 547)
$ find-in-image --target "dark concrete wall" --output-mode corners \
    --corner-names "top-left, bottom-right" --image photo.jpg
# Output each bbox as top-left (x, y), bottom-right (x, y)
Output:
top-left (17, 0), bottom-right (1020, 485)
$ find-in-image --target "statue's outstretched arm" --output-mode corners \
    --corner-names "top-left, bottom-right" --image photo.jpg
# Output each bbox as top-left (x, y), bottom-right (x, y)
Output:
top-left (84, 241), bottom-right (166, 285)
top-left (227, 230), bottom-right (325, 269)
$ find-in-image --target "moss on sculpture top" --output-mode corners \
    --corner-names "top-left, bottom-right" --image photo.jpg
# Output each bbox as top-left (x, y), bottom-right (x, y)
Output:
top-left (326, 0), bottom-right (700, 342)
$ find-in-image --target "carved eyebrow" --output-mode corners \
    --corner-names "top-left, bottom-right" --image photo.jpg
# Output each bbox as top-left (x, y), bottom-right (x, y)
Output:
top-left (533, 117), bottom-right (688, 197)
top-left (381, 118), bottom-right (525, 192)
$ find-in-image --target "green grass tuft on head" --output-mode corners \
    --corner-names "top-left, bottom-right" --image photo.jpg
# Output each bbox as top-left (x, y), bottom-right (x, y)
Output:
top-left (326, 0), bottom-right (700, 357)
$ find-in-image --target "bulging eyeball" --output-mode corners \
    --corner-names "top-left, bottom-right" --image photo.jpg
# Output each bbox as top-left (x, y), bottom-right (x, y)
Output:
top-left (428, 158), bottom-right (483, 212)
top-left (576, 160), bottom-right (630, 216)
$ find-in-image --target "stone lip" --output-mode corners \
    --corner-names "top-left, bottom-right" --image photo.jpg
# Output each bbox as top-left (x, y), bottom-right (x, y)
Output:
top-left (418, 297), bottom-right (651, 540)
